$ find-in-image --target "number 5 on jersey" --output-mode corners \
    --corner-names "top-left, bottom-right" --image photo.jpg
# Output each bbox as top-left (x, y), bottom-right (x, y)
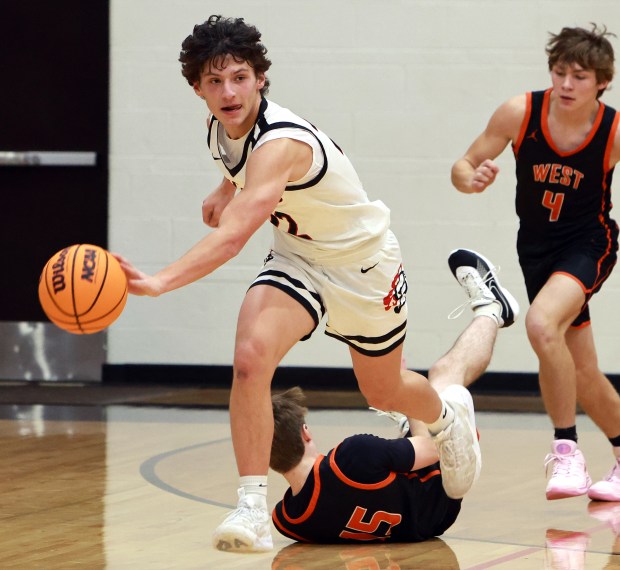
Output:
top-left (339, 506), bottom-right (402, 541)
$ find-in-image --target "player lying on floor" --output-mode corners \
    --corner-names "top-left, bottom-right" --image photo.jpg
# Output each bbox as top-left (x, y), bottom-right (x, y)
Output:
top-left (270, 386), bottom-right (462, 543)
top-left (270, 249), bottom-right (517, 543)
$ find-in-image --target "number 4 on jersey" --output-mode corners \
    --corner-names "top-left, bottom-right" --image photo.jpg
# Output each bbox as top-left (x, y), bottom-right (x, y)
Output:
top-left (542, 190), bottom-right (565, 222)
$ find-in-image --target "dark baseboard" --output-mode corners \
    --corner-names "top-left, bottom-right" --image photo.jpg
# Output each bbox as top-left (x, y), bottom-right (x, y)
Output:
top-left (102, 364), bottom-right (620, 396)
top-left (102, 364), bottom-right (360, 391)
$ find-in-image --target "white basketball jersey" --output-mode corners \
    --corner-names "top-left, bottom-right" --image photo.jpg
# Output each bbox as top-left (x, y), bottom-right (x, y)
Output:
top-left (207, 98), bottom-right (390, 264)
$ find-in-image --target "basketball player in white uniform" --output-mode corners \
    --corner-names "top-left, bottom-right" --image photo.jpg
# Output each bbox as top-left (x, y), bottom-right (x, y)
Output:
top-left (210, 95), bottom-right (405, 352)
top-left (114, 15), bottom-right (516, 553)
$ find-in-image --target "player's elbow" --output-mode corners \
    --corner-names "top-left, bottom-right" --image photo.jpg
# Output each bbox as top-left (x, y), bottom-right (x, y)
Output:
top-left (450, 163), bottom-right (467, 193)
top-left (221, 234), bottom-right (246, 260)
top-left (451, 162), bottom-right (478, 194)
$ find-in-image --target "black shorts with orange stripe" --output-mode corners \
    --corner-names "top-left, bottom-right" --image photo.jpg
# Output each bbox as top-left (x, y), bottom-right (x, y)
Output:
top-left (518, 230), bottom-right (618, 327)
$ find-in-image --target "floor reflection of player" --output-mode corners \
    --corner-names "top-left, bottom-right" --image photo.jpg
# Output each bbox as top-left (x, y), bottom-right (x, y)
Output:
top-left (545, 502), bottom-right (620, 570)
top-left (544, 528), bottom-right (589, 570)
top-left (271, 539), bottom-right (460, 570)
top-left (588, 501), bottom-right (620, 558)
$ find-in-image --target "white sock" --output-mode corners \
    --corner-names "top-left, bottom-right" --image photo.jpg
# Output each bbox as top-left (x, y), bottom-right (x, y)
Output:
top-left (239, 475), bottom-right (268, 497)
top-left (425, 400), bottom-right (455, 435)
top-left (473, 301), bottom-right (501, 326)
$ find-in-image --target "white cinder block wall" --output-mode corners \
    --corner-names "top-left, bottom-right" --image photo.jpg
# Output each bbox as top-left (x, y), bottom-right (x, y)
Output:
top-left (108, 1), bottom-right (620, 374)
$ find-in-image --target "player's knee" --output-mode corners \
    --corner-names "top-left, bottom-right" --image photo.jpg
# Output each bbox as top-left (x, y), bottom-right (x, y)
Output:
top-left (525, 308), bottom-right (560, 351)
top-left (360, 384), bottom-right (393, 411)
top-left (366, 394), bottom-right (392, 411)
top-left (233, 337), bottom-right (272, 381)
top-left (428, 357), bottom-right (451, 381)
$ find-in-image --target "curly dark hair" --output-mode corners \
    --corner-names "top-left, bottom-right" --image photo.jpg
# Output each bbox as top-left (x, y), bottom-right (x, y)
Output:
top-left (179, 15), bottom-right (271, 95)
top-left (270, 387), bottom-right (307, 474)
top-left (546, 23), bottom-right (616, 98)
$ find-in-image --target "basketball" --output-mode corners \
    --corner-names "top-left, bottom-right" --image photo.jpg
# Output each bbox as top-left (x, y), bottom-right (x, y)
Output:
top-left (38, 244), bottom-right (128, 334)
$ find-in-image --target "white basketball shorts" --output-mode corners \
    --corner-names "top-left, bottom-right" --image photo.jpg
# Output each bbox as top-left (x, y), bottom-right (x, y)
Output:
top-left (249, 231), bottom-right (408, 356)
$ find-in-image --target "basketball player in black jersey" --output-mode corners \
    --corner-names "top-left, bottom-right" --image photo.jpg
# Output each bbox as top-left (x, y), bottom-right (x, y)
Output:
top-left (271, 387), bottom-right (461, 544)
top-left (452, 24), bottom-right (620, 503)
top-left (268, 259), bottom-right (513, 544)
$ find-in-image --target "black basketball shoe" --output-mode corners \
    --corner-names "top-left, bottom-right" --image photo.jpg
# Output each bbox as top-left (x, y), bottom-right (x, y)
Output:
top-left (447, 249), bottom-right (519, 328)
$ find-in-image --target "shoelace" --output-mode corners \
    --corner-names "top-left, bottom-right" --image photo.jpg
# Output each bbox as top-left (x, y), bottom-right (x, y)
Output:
top-left (447, 265), bottom-right (500, 320)
top-left (369, 407), bottom-right (403, 422)
top-left (544, 453), bottom-right (582, 478)
top-left (224, 500), bottom-right (268, 526)
top-left (369, 407), bottom-right (410, 437)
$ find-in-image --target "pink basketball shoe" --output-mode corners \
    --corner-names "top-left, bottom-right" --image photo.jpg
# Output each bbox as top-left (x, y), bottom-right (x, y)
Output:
top-left (544, 440), bottom-right (592, 500)
top-left (588, 459), bottom-right (620, 502)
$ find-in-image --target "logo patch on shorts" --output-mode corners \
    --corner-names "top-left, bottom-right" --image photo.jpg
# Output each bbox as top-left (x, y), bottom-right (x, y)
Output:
top-left (383, 264), bottom-right (407, 314)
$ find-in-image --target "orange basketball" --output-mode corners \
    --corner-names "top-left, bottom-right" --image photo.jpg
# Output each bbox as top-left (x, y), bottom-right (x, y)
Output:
top-left (38, 244), bottom-right (128, 334)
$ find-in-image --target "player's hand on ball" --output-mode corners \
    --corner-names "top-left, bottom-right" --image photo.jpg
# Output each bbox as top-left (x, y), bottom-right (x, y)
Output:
top-left (111, 253), bottom-right (164, 297)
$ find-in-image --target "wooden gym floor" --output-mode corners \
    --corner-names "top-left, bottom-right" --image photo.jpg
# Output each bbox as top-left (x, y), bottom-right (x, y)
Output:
top-left (0, 384), bottom-right (618, 569)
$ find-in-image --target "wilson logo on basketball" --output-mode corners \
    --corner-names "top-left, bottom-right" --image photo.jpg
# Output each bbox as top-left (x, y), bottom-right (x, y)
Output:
top-left (52, 247), bottom-right (70, 294)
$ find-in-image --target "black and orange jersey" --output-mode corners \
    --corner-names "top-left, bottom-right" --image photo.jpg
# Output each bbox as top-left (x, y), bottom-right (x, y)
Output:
top-left (271, 434), bottom-right (461, 544)
top-left (512, 89), bottom-right (619, 257)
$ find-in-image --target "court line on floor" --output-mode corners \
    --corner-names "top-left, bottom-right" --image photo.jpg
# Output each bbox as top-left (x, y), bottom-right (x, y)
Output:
top-left (141, 440), bottom-right (620, 561)
top-left (139, 439), bottom-right (236, 509)
top-left (463, 546), bottom-right (541, 569)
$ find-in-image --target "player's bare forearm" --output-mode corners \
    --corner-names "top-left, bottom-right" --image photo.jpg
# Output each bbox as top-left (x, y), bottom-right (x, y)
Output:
top-left (451, 158), bottom-right (479, 194)
top-left (203, 178), bottom-right (237, 227)
top-left (408, 419), bottom-right (430, 437)
top-left (155, 180), bottom-right (281, 294)
top-left (153, 226), bottom-right (246, 294)
top-left (409, 435), bottom-right (440, 470)
top-left (452, 157), bottom-right (499, 194)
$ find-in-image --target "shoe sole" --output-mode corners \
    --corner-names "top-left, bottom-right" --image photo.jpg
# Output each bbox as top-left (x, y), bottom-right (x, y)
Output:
top-left (440, 385), bottom-right (482, 497)
top-left (546, 488), bottom-right (590, 500)
top-left (495, 286), bottom-right (519, 328)
top-left (212, 526), bottom-right (273, 553)
top-left (547, 476), bottom-right (592, 500)
top-left (587, 490), bottom-right (620, 501)
top-left (460, 387), bottom-right (482, 486)
top-left (213, 531), bottom-right (273, 552)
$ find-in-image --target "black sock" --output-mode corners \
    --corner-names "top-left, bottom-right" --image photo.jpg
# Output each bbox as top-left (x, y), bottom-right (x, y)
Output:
top-left (609, 434), bottom-right (620, 447)
top-left (554, 426), bottom-right (578, 443)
